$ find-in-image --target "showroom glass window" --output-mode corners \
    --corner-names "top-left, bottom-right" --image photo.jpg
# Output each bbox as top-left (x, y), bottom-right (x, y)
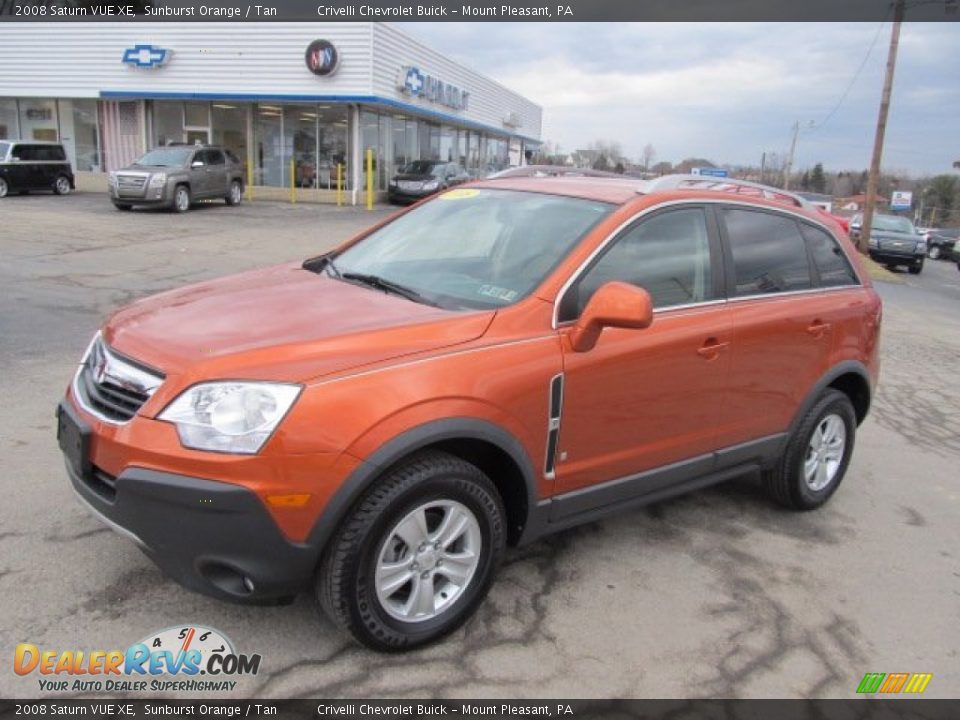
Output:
top-left (59, 99), bottom-right (101, 171)
top-left (559, 207), bottom-right (715, 321)
top-left (285, 104), bottom-right (316, 188)
top-left (0, 98), bottom-right (18, 139)
top-left (317, 106), bottom-right (349, 190)
top-left (153, 101), bottom-right (183, 146)
top-left (211, 103), bottom-right (246, 175)
top-left (360, 110), bottom-right (380, 191)
top-left (19, 99), bottom-right (58, 141)
top-left (723, 208), bottom-right (812, 295)
top-left (255, 103), bottom-right (284, 186)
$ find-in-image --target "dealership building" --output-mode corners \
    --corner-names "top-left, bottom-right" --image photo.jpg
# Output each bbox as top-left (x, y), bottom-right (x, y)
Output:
top-left (0, 23), bottom-right (542, 202)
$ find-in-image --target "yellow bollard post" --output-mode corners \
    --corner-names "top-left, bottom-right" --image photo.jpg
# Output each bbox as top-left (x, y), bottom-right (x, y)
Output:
top-left (289, 159), bottom-right (296, 204)
top-left (246, 162), bottom-right (253, 202)
top-left (366, 148), bottom-right (373, 210)
top-left (336, 163), bottom-right (343, 207)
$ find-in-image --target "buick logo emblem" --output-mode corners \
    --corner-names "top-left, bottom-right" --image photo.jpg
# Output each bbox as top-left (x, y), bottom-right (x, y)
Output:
top-left (305, 40), bottom-right (339, 77)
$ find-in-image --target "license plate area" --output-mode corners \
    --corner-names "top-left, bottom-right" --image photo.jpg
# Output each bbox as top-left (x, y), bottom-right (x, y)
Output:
top-left (57, 403), bottom-right (91, 479)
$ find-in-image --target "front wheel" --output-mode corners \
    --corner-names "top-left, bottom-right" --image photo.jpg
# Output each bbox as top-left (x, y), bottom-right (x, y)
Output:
top-left (762, 389), bottom-right (856, 511)
top-left (909, 258), bottom-right (924, 274)
top-left (225, 180), bottom-right (243, 206)
top-left (317, 451), bottom-right (506, 651)
top-left (53, 175), bottom-right (71, 195)
top-left (113, 203), bottom-right (132, 211)
top-left (0, 177), bottom-right (8, 198)
top-left (172, 185), bottom-right (191, 213)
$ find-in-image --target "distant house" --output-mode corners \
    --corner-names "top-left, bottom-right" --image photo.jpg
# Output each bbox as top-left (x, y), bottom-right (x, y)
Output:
top-left (796, 191), bottom-right (833, 213)
top-left (836, 194), bottom-right (889, 212)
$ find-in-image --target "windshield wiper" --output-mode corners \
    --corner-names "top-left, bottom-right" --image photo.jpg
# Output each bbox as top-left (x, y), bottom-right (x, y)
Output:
top-left (341, 272), bottom-right (436, 306)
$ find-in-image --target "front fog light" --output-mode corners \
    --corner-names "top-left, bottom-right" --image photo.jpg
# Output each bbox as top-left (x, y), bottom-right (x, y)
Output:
top-left (159, 382), bottom-right (301, 454)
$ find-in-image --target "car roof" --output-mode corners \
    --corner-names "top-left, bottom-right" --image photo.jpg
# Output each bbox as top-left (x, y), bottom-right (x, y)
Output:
top-left (5, 139), bottom-right (64, 145)
top-left (469, 174), bottom-right (821, 216)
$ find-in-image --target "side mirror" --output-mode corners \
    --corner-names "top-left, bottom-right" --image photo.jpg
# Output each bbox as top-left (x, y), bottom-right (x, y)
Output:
top-left (568, 281), bottom-right (653, 352)
top-left (191, 160), bottom-right (204, 168)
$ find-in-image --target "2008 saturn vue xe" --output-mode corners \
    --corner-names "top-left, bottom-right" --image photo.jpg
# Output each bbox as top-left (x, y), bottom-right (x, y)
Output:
top-left (58, 176), bottom-right (881, 651)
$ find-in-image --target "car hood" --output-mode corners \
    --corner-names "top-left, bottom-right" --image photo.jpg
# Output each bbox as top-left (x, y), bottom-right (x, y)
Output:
top-left (103, 262), bottom-right (494, 383)
top-left (118, 164), bottom-right (185, 173)
top-left (871, 230), bottom-right (919, 241)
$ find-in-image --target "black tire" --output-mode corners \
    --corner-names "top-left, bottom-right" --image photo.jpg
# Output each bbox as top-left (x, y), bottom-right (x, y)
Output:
top-left (172, 184), bottom-right (191, 213)
top-left (762, 389), bottom-right (857, 511)
top-left (225, 180), bottom-right (243, 206)
top-left (113, 203), bottom-right (132, 211)
top-left (317, 450), bottom-right (506, 652)
top-left (927, 245), bottom-right (941, 260)
top-left (0, 177), bottom-right (8, 198)
top-left (884, 264), bottom-right (897, 272)
top-left (909, 259), bottom-right (923, 274)
top-left (53, 175), bottom-right (71, 195)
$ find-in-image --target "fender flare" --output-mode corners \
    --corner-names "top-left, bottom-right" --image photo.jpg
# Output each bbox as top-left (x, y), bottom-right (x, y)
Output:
top-left (787, 360), bottom-right (872, 440)
top-left (305, 417), bottom-right (539, 551)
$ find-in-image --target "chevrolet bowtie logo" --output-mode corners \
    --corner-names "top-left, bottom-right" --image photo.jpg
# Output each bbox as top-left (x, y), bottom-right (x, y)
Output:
top-left (122, 45), bottom-right (171, 69)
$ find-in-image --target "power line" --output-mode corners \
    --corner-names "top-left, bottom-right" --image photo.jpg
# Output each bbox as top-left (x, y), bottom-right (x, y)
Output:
top-left (812, 13), bottom-right (891, 132)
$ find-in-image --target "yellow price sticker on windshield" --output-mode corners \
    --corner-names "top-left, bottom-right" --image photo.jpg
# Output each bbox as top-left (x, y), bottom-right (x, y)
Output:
top-left (439, 188), bottom-right (480, 200)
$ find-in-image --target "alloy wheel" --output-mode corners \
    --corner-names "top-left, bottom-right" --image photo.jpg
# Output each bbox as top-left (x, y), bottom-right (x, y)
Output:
top-left (803, 413), bottom-right (846, 492)
top-left (374, 500), bottom-right (482, 622)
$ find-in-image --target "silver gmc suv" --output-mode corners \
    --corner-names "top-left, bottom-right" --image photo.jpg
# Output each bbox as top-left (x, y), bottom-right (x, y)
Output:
top-left (109, 144), bottom-right (244, 213)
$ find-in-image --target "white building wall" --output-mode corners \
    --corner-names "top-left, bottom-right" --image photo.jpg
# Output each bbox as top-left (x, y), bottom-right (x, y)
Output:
top-left (0, 22), bottom-right (542, 140)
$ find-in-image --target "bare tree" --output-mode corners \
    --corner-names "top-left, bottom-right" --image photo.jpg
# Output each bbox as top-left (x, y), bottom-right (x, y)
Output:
top-left (641, 144), bottom-right (656, 171)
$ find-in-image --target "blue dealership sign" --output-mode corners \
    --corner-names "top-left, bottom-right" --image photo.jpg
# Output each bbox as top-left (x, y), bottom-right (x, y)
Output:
top-left (122, 45), bottom-right (170, 69)
top-left (691, 167), bottom-right (729, 178)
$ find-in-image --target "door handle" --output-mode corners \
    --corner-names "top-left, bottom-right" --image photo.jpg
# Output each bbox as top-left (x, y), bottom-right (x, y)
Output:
top-left (697, 338), bottom-right (729, 359)
top-left (806, 320), bottom-right (831, 338)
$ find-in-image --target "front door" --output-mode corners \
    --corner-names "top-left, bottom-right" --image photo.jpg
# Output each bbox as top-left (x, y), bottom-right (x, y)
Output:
top-left (555, 205), bottom-right (732, 496)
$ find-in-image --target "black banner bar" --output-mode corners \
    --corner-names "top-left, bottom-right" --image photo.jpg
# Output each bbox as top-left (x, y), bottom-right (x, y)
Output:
top-left (3, 700), bottom-right (960, 720)
top-left (0, 0), bottom-right (958, 22)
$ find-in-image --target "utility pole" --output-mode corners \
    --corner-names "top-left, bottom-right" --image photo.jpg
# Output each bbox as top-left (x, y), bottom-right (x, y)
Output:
top-left (783, 122), bottom-right (800, 190)
top-left (760, 151), bottom-right (766, 184)
top-left (858, 0), bottom-right (905, 252)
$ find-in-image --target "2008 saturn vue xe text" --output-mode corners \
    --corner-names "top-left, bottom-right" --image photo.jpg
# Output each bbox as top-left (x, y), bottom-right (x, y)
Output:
top-left (58, 175), bottom-right (881, 651)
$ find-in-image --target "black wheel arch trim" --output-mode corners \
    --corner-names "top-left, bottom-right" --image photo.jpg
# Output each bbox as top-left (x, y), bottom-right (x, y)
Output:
top-left (305, 417), bottom-right (540, 552)
top-left (789, 360), bottom-right (873, 436)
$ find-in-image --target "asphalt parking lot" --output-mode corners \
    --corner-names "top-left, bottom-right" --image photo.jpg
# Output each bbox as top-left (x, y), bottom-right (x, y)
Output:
top-left (1, 192), bottom-right (958, 699)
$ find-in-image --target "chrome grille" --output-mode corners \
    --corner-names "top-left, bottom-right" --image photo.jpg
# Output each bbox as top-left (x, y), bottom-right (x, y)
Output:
top-left (73, 335), bottom-right (163, 423)
top-left (116, 173), bottom-right (148, 197)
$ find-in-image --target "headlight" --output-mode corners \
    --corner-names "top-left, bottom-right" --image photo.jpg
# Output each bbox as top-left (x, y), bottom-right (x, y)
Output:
top-left (108, 173), bottom-right (118, 186)
top-left (423, 180), bottom-right (439, 190)
top-left (148, 173), bottom-right (167, 188)
top-left (158, 382), bottom-right (302, 454)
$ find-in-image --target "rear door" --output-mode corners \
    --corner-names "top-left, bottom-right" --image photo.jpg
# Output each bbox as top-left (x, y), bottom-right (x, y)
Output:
top-left (203, 148), bottom-right (228, 197)
top-left (715, 206), bottom-right (836, 450)
top-left (11, 144), bottom-right (39, 188)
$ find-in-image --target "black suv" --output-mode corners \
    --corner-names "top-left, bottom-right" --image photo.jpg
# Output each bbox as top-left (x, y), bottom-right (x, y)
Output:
top-left (0, 140), bottom-right (75, 198)
top-left (109, 144), bottom-right (245, 212)
top-left (852, 213), bottom-right (926, 274)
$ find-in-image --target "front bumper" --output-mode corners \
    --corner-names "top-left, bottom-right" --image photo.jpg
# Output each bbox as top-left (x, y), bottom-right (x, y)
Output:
top-left (58, 399), bottom-right (323, 603)
top-left (108, 183), bottom-right (172, 206)
top-left (869, 250), bottom-right (923, 265)
top-left (388, 186), bottom-right (438, 203)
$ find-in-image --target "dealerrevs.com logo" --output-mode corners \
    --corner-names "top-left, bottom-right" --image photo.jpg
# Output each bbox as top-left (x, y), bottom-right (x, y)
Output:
top-left (14, 625), bottom-right (261, 693)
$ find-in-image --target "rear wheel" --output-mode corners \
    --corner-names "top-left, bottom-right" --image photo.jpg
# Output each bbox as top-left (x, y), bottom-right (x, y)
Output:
top-left (0, 177), bottom-right (7, 198)
top-left (927, 245), bottom-right (941, 260)
top-left (763, 389), bottom-right (856, 511)
top-left (225, 180), bottom-right (243, 206)
top-left (113, 203), bottom-right (132, 211)
top-left (317, 450), bottom-right (506, 651)
top-left (172, 185), bottom-right (191, 213)
top-left (53, 175), bottom-right (71, 195)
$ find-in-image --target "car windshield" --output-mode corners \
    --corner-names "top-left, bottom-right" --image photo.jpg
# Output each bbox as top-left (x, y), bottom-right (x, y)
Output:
top-left (134, 147), bottom-right (194, 167)
top-left (873, 215), bottom-right (915, 234)
top-left (331, 189), bottom-right (614, 310)
top-left (401, 161), bottom-right (443, 176)
top-left (0, 141), bottom-right (9, 159)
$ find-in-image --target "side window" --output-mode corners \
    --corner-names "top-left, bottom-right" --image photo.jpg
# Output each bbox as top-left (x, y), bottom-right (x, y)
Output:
top-left (16, 145), bottom-right (37, 161)
top-left (49, 145), bottom-right (67, 161)
top-left (206, 149), bottom-right (225, 165)
top-left (723, 208), bottom-right (811, 296)
top-left (560, 207), bottom-right (714, 321)
top-left (191, 150), bottom-right (206, 166)
top-left (800, 223), bottom-right (858, 287)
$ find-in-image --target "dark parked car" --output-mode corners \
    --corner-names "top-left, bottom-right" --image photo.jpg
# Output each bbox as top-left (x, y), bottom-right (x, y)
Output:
top-left (854, 213), bottom-right (927, 274)
top-left (0, 140), bottom-right (75, 198)
top-left (924, 227), bottom-right (960, 260)
top-left (108, 144), bottom-right (244, 213)
top-left (388, 161), bottom-right (470, 204)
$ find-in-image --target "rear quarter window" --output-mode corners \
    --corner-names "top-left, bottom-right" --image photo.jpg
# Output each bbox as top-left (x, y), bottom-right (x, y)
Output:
top-left (800, 223), bottom-right (859, 287)
top-left (723, 208), bottom-right (812, 296)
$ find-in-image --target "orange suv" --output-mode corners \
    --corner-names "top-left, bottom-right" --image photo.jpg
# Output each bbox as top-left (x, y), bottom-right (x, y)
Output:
top-left (57, 176), bottom-right (881, 651)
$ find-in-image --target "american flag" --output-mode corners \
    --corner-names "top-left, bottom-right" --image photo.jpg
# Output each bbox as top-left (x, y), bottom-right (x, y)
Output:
top-left (101, 101), bottom-right (144, 172)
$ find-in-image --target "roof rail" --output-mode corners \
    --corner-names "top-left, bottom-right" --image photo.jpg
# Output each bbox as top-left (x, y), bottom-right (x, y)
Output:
top-left (641, 174), bottom-right (812, 209)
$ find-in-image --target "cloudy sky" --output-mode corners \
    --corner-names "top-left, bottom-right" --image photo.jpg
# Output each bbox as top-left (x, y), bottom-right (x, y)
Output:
top-left (397, 22), bottom-right (959, 177)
